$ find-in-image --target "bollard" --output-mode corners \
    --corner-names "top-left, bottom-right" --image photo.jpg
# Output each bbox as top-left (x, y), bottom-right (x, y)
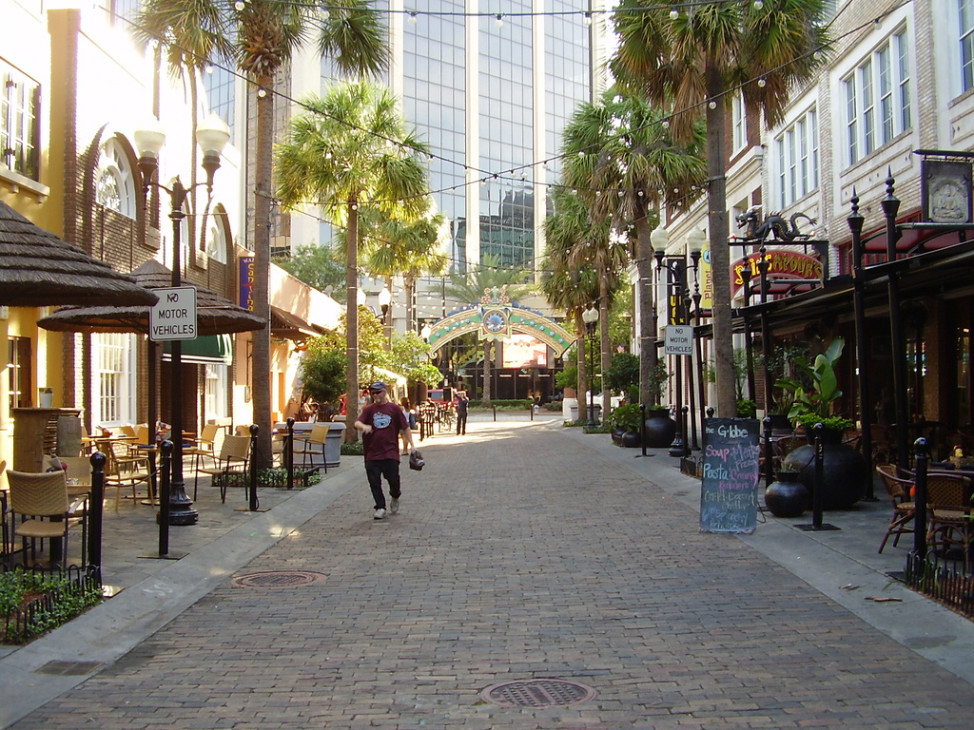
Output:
top-left (763, 416), bottom-right (774, 488)
top-left (639, 403), bottom-right (647, 457)
top-left (682, 406), bottom-right (691, 457)
top-left (492, 404), bottom-right (497, 422)
top-left (706, 406), bottom-right (715, 418)
top-left (812, 423), bottom-right (825, 529)
top-left (530, 404), bottom-right (534, 421)
top-left (286, 417), bottom-right (295, 490)
top-left (158, 440), bottom-right (173, 556)
top-left (249, 424), bottom-right (259, 511)
top-left (87, 451), bottom-right (106, 577)
top-left (913, 437), bottom-right (928, 558)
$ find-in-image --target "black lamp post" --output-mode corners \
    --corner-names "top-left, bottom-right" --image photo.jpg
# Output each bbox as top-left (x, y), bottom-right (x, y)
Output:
top-left (136, 113), bottom-right (230, 526)
top-left (849, 189), bottom-right (875, 500)
top-left (582, 305), bottom-right (599, 426)
top-left (686, 228), bottom-right (706, 450)
top-left (656, 252), bottom-right (688, 456)
top-left (881, 172), bottom-right (910, 467)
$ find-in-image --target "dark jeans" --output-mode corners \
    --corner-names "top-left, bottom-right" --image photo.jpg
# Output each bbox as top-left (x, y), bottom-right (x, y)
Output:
top-left (456, 412), bottom-right (467, 435)
top-left (365, 459), bottom-right (401, 509)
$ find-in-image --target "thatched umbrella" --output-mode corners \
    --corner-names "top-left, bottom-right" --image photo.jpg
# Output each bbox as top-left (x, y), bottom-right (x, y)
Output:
top-left (0, 200), bottom-right (158, 307)
top-left (36, 259), bottom-right (265, 335)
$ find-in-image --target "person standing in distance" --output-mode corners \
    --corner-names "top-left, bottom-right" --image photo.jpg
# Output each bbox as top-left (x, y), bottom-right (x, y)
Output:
top-left (456, 389), bottom-right (469, 435)
top-left (354, 382), bottom-right (415, 520)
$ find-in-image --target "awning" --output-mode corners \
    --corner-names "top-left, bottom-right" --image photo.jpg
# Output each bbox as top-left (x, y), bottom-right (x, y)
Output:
top-left (162, 334), bottom-right (233, 365)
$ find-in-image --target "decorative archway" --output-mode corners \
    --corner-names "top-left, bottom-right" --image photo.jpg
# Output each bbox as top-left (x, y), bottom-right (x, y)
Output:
top-left (424, 286), bottom-right (574, 357)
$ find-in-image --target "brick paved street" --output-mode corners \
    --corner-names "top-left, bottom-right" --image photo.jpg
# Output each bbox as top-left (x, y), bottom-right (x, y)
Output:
top-left (6, 415), bottom-right (974, 728)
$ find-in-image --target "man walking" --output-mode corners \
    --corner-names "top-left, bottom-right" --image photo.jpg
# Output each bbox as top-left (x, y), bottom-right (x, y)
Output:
top-left (354, 382), bottom-right (415, 520)
top-left (456, 389), bottom-right (469, 435)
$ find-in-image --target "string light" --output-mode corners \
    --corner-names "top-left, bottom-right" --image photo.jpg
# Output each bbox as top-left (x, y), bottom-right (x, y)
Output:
top-left (494, 13), bottom-right (504, 27)
top-left (408, 11), bottom-right (418, 24)
top-left (669, 7), bottom-right (678, 20)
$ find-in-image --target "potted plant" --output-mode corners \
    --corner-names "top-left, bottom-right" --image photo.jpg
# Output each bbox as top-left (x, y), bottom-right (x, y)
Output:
top-left (764, 466), bottom-right (808, 518)
top-left (774, 337), bottom-right (865, 509)
top-left (644, 360), bottom-right (676, 447)
top-left (607, 403), bottom-right (643, 447)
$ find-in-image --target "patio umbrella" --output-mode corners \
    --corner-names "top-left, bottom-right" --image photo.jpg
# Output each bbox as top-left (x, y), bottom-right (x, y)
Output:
top-left (0, 200), bottom-right (158, 307)
top-left (36, 259), bottom-right (265, 335)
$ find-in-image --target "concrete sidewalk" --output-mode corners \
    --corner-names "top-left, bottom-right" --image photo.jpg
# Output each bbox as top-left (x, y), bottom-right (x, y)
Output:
top-left (2, 412), bottom-right (974, 728)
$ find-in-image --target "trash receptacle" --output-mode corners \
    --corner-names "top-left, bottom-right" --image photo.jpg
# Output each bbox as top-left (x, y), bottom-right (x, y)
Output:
top-left (587, 404), bottom-right (602, 423)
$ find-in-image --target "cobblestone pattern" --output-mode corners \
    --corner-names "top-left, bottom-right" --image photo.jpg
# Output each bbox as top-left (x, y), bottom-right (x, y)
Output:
top-left (14, 424), bottom-right (974, 729)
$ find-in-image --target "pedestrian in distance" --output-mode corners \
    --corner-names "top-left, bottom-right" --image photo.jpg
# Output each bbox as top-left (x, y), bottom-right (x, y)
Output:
top-left (354, 381), bottom-right (416, 520)
top-left (456, 389), bottom-right (469, 435)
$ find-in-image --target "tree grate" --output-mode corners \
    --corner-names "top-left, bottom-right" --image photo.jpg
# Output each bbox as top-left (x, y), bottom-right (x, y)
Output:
top-left (35, 660), bottom-right (103, 676)
top-left (230, 570), bottom-right (326, 588)
top-left (480, 679), bottom-right (597, 707)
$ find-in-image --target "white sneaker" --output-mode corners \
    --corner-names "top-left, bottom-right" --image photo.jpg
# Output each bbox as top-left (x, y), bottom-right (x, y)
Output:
top-left (390, 498), bottom-right (400, 514)
top-left (373, 508), bottom-right (386, 520)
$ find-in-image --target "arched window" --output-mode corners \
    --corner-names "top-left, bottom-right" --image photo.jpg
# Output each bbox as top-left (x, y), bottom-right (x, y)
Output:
top-left (96, 137), bottom-right (137, 219)
top-left (206, 205), bottom-right (229, 264)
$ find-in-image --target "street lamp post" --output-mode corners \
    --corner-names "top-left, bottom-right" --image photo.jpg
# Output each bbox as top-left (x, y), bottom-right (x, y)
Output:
top-left (379, 286), bottom-right (392, 325)
top-left (656, 251), bottom-right (688, 457)
top-left (686, 228), bottom-right (706, 451)
top-left (136, 113), bottom-right (230, 526)
top-left (649, 225), bottom-right (669, 407)
top-left (582, 306), bottom-right (599, 426)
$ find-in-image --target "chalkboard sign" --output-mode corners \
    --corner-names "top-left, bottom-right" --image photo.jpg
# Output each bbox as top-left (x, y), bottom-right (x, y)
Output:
top-left (700, 418), bottom-right (761, 533)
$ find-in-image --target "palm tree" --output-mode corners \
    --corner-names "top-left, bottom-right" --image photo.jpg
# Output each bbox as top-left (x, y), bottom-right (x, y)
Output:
top-left (444, 255), bottom-right (532, 406)
top-left (275, 81), bottom-right (431, 441)
top-left (612, 0), bottom-right (829, 416)
top-left (542, 186), bottom-right (602, 403)
top-left (560, 87), bottom-right (706, 407)
top-left (135, 0), bottom-right (389, 466)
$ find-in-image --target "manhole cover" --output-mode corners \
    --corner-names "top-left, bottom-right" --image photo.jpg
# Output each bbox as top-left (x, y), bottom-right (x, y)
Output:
top-left (480, 679), bottom-right (597, 707)
top-left (231, 570), bottom-right (326, 588)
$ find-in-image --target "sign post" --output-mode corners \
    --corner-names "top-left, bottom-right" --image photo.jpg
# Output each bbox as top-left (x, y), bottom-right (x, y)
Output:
top-left (150, 286), bottom-right (198, 342)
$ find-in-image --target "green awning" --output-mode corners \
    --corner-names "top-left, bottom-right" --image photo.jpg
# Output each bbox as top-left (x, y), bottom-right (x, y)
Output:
top-left (162, 334), bottom-right (233, 365)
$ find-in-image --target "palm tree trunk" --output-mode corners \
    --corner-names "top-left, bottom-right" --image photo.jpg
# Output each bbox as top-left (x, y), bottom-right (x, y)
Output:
top-left (706, 63), bottom-right (736, 417)
top-left (251, 72), bottom-right (274, 468)
top-left (345, 198), bottom-right (360, 442)
top-left (599, 275), bottom-right (611, 420)
top-left (575, 310), bottom-right (587, 418)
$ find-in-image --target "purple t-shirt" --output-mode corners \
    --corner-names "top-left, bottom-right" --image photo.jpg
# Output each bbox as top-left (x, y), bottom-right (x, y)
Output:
top-left (359, 401), bottom-right (409, 461)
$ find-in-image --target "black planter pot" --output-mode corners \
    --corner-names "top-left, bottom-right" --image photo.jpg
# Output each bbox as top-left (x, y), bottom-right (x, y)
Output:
top-left (782, 440), bottom-right (866, 510)
top-left (611, 427), bottom-right (625, 444)
top-left (644, 409), bottom-right (677, 448)
top-left (765, 472), bottom-right (809, 517)
top-left (621, 430), bottom-right (642, 448)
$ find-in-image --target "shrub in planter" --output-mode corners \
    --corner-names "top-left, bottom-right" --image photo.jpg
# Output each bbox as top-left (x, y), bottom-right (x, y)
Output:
top-left (1, 568), bottom-right (103, 644)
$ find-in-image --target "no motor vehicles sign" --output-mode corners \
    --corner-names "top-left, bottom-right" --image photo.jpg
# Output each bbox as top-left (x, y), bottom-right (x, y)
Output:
top-left (665, 324), bottom-right (693, 355)
top-left (150, 286), bottom-right (198, 341)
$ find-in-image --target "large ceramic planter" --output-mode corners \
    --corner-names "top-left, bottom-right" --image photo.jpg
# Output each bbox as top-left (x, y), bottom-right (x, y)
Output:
top-left (621, 430), bottom-right (642, 448)
top-left (765, 471), bottom-right (808, 517)
top-left (644, 408), bottom-right (677, 448)
top-left (781, 431), bottom-right (866, 510)
top-left (275, 421), bottom-right (345, 468)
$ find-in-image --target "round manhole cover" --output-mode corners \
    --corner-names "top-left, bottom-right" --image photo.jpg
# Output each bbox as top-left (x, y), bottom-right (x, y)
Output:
top-left (480, 679), bottom-right (596, 708)
top-left (231, 570), bottom-right (326, 588)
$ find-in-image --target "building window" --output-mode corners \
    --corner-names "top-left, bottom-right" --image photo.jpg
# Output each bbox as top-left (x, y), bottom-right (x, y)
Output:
top-left (731, 92), bottom-right (746, 153)
top-left (205, 363), bottom-right (228, 420)
top-left (961, 0), bottom-right (974, 92)
top-left (842, 29), bottom-right (911, 166)
top-left (1, 59), bottom-right (40, 180)
top-left (96, 138), bottom-right (137, 219)
top-left (774, 108), bottom-right (819, 208)
top-left (95, 333), bottom-right (136, 426)
top-left (7, 336), bottom-right (31, 413)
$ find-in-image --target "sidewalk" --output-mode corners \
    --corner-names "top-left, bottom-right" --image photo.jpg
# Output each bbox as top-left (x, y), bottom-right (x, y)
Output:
top-left (2, 412), bottom-right (974, 728)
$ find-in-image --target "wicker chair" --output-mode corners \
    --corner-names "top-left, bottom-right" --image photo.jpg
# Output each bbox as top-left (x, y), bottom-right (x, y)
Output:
top-left (6, 469), bottom-right (86, 567)
top-left (195, 434), bottom-right (251, 503)
top-left (875, 464), bottom-right (916, 553)
top-left (105, 439), bottom-right (154, 510)
top-left (925, 472), bottom-right (973, 571)
top-left (293, 423), bottom-right (330, 472)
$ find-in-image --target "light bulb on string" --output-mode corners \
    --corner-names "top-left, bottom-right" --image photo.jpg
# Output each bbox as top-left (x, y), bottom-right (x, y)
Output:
top-left (408, 11), bottom-right (418, 24)
top-left (495, 13), bottom-right (504, 27)
top-left (669, 7), bottom-right (678, 20)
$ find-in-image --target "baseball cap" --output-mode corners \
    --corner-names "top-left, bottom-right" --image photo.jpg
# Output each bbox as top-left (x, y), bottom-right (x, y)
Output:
top-left (369, 381), bottom-right (387, 392)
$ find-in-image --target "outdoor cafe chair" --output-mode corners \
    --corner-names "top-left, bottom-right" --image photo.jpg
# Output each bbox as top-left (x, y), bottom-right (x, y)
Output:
top-left (926, 472), bottom-right (973, 572)
top-left (183, 423), bottom-right (222, 476)
top-left (5, 469), bottom-right (86, 568)
top-left (105, 439), bottom-right (154, 511)
top-left (876, 463), bottom-right (916, 553)
top-left (293, 423), bottom-right (329, 472)
top-left (195, 434), bottom-right (251, 503)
